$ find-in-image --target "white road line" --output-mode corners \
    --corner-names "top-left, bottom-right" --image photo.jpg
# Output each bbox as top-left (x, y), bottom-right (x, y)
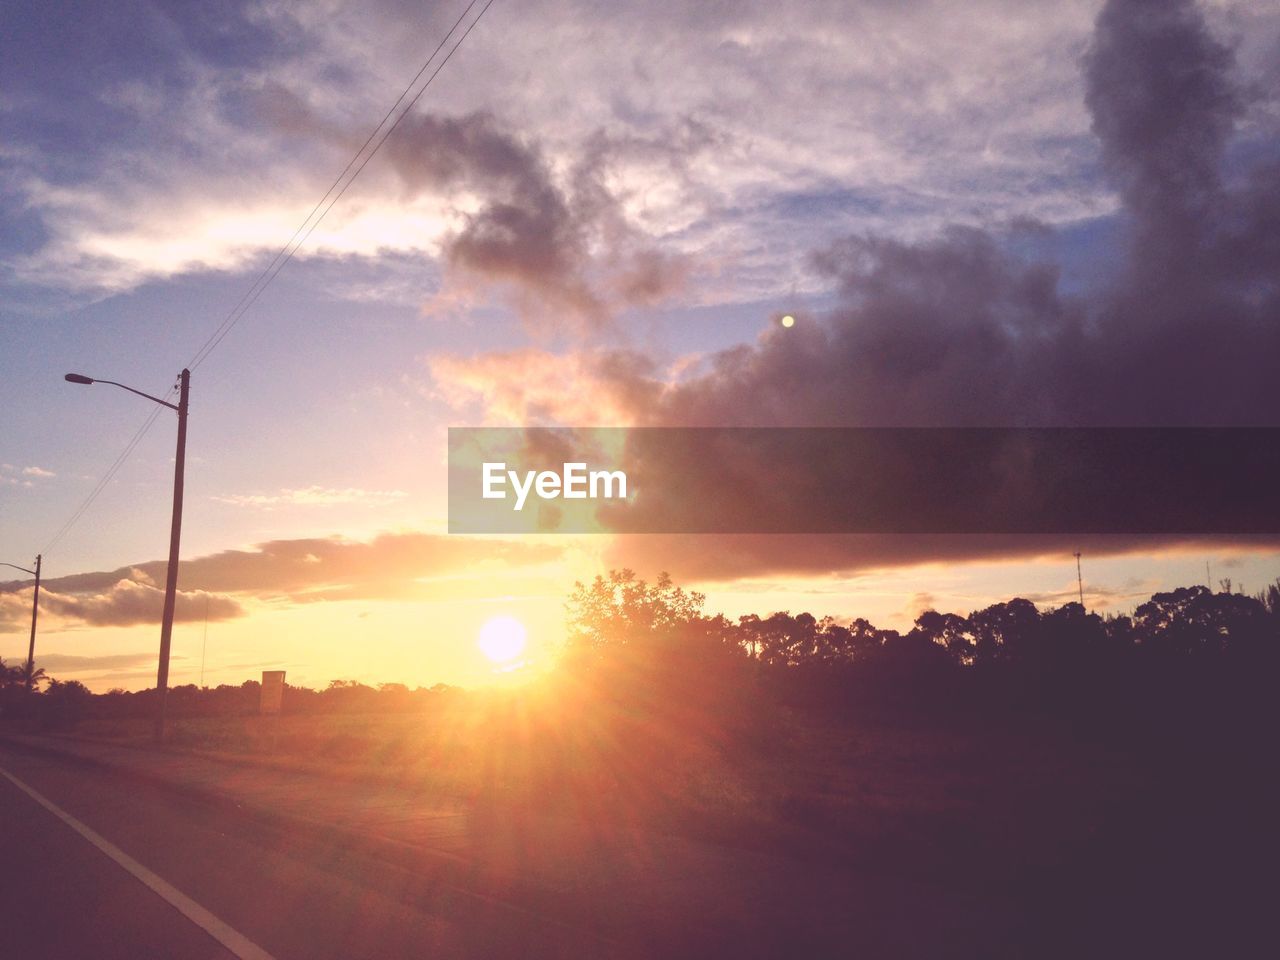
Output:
top-left (0, 764), bottom-right (278, 960)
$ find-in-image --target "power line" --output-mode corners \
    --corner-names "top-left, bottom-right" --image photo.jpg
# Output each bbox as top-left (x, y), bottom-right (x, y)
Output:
top-left (42, 398), bottom-right (172, 556)
top-left (186, 0), bottom-right (496, 372)
top-left (40, 0), bottom-right (497, 558)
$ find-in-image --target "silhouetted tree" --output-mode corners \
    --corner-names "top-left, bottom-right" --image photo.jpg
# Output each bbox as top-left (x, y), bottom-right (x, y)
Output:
top-left (737, 612), bottom-right (821, 668)
top-left (968, 598), bottom-right (1041, 665)
top-left (1038, 603), bottom-right (1108, 660)
top-left (566, 569), bottom-right (711, 655)
top-left (41, 678), bottom-right (93, 727)
top-left (0, 657), bottom-right (45, 690)
top-left (1257, 579), bottom-right (1280, 618)
top-left (563, 570), bottom-right (753, 732)
top-left (911, 611), bottom-right (975, 665)
top-left (1134, 586), bottom-right (1269, 658)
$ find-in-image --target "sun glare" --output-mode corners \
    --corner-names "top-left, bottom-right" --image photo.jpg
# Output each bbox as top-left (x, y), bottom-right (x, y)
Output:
top-left (478, 615), bottom-right (528, 664)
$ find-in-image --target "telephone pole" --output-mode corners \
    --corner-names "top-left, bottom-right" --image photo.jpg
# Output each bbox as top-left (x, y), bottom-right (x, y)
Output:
top-left (1, 555), bottom-right (41, 689)
top-left (25, 554), bottom-right (40, 689)
top-left (65, 367), bottom-right (190, 742)
top-left (154, 367), bottom-right (190, 742)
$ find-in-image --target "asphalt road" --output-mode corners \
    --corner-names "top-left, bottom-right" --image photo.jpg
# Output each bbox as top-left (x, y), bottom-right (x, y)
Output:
top-left (8, 734), bottom-right (1268, 959)
top-left (0, 744), bottom-right (628, 960)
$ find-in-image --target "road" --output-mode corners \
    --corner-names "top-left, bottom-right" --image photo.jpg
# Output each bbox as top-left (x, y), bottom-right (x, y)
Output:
top-left (0, 744), bottom-right (628, 960)
top-left (13, 732), bottom-right (1264, 959)
top-left (4, 735), bottom-right (1020, 959)
top-left (5, 732), bottom-right (1271, 959)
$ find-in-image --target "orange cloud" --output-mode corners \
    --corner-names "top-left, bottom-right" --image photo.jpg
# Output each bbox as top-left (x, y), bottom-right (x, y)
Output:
top-left (429, 347), bottom-right (662, 426)
top-left (0, 532), bottom-right (565, 632)
top-left (0, 580), bottom-right (241, 632)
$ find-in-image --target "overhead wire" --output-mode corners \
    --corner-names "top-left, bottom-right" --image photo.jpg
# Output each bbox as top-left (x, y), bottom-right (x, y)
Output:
top-left (40, 0), bottom-right (498, 557)
top-left (42, 399), bottom-right (171, 555)
top-left (186, 0), bottom-right (495, 371)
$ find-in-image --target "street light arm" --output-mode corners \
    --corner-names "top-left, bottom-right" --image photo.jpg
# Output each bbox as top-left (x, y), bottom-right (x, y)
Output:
top-left (0, 561), bottom-right (37, 576)
top-left (92, 379), bottom-right (180, 411)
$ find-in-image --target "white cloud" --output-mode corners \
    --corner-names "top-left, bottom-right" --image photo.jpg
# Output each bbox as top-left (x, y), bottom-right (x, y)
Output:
top-left (5, 0), bottom-right (1275, 312)
top-left (211, 486), bottom-right (409, 509)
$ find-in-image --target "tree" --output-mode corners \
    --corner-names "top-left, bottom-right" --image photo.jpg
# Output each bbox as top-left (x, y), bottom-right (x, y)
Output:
top-left (565, 569), bottom-right (710, 655)
top-left (737, 612), bottom-right (820, 668)
top-left (1134, 586), bottom-right (1269, 658)
top-left (562, 569), bottom-right (750, 717)
top-left (41, 678), bottom-right (93, 727)
top-left (968, 598), bottom-right (1041, 665)
top-left (0, 657), bottom-right (45, 690)
top-left (1257, 579), bottom-right (1280, 619)
top-left (1038, 602), bottom-right (1109, 661)
top-left (911, 610), bottom-right (976, 665)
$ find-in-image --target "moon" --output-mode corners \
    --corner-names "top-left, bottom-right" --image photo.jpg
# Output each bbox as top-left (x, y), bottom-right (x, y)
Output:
top-left (477, 615), bottom-right (528, 663)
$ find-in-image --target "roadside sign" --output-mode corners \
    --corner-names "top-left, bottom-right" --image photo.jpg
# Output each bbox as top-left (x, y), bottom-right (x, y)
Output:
top-left (260, 670), bottom-right (286, 715)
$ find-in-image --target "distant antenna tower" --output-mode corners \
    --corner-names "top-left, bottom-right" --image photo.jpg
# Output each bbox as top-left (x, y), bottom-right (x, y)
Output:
top-left (1074, 552), bottom-right (1084, 608)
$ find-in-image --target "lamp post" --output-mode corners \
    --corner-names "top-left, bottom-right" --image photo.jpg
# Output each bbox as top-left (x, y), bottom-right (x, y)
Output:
top-left (65, 369), bottom-right (189, 742)
top-left (0, 555), bottom-right (40, 689)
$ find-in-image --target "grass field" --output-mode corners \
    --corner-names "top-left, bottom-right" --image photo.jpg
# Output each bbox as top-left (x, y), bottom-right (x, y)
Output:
top-left (62, 699), bottom-right (1136, 874)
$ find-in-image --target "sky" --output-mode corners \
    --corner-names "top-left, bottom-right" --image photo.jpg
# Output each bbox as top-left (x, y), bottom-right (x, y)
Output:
top-left (2, 0), bottom-right (1279, 692)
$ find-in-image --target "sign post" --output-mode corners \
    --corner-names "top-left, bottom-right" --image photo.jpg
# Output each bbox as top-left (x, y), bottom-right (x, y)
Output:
top-left (260, 670), bottom-right (286, 715)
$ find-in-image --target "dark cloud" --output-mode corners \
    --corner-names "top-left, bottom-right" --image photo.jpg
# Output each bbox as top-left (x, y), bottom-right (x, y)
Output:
top-left (1, 578), bottom-right (242, 632)
top-left (600, 534), bottom-right (1277, 584)
top-left (35, 581), bottom-right (242, 629)
top-left (384, 111), bottom-right (692, 327)
top-left (632, 0), bottom-right (1279, 421)
top-left (637, 227), bottom-right (1090, 427)
top-left (585, 0), bottom-right (1275, 433)
top-left (540, 0), bottom-right (1280, 579)
top-left (1084, 0), bottom-right (1240, 278)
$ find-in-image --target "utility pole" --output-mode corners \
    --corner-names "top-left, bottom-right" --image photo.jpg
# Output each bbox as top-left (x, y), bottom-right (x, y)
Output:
top-left (64, 367), bottom-right (191, 743)
top-left (1074, 551), bottom-right (1084, 608)
top-left (2, 556), bottom-right (41, 690)
top-left (25, 554), bottom-right (41, 689)
top-left (155, 368), bottom-right (190, 743)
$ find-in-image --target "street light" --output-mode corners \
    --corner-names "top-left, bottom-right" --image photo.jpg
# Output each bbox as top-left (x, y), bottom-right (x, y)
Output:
top-left (65, 369), bottom-right (190, 742)
top-left (0, 555), bottom-right (41, 690)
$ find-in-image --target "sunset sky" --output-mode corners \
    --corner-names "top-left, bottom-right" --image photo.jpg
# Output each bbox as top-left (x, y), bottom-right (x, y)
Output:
top-left (3, 0), bottom-right (1279, 691)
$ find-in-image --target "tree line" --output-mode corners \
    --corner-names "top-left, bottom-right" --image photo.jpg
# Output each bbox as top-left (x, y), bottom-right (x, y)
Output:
top-left (565, 569), bottom-right (1280, 669)
top-left (562, 570), bottom-right (1280, 727)
top-left (3, 571), bottom-right (1278, 728)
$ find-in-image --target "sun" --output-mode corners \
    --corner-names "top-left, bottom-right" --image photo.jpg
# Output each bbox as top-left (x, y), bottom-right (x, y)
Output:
top-left (477, 615), bottom-right (528, 664)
